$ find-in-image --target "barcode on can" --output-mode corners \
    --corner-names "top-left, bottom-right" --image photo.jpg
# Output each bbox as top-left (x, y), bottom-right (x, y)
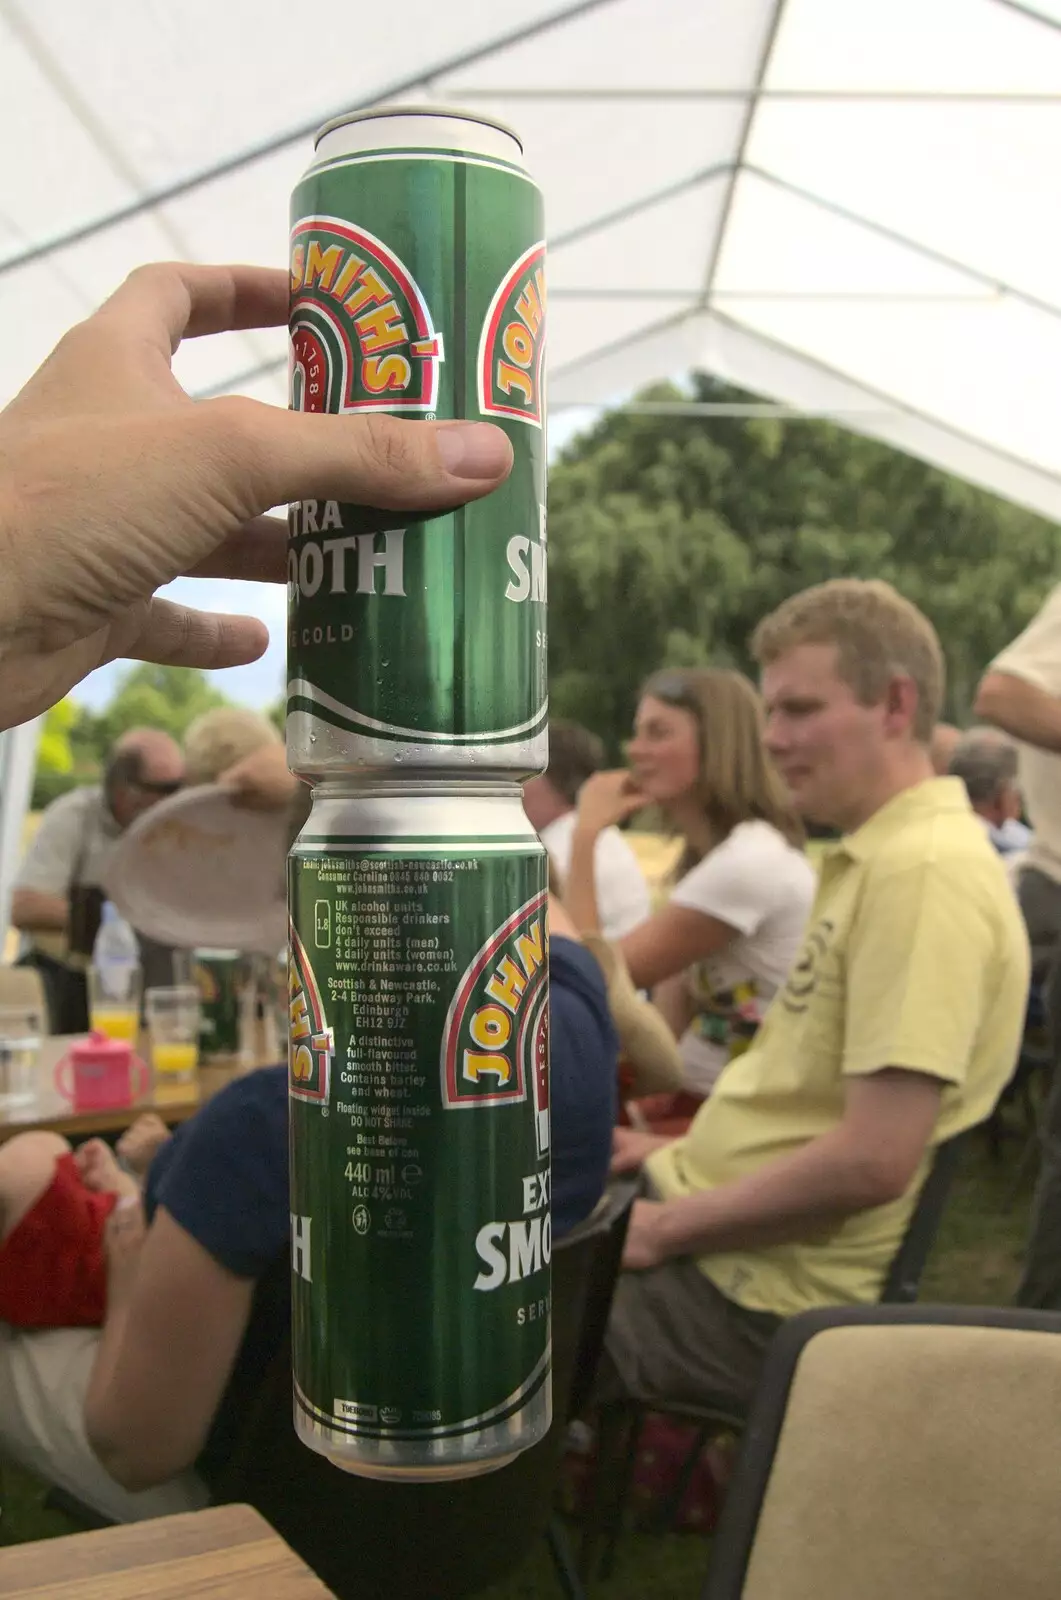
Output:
top-left (334, 1399), bottom-right (378, 1422)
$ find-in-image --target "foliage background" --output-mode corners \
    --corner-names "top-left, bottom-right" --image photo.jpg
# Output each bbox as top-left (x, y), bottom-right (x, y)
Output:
top-left (548, 376), bottom-right (1060, 754)
top-left (36, 376), bottom-right (1061, 801)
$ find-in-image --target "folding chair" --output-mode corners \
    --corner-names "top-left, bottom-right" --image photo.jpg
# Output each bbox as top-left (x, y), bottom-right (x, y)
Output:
top-left (581, 1133), bottom-right (966, 1581)
top-left (703, 1304), bottom-right (1061, 1600)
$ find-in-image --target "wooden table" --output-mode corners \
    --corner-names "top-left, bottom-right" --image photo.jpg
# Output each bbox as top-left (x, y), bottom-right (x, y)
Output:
top-left (0, 1503), bottom-right (336, 1598)
top-left (0, 1036), bottom-right (272, 1144)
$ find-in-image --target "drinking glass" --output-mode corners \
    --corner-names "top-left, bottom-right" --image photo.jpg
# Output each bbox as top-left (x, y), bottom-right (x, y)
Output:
top-left (0, 1004), bottom-right (42, 1108)
top-left (145, 986), bottom-right (201, 1085)
top-left (88, 967), bottom-right (142, 1044)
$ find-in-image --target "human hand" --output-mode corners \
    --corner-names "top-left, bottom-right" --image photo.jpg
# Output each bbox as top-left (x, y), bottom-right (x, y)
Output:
top-left (610, 1126), bottom-right (673, 1176)
top-left (575, 770), bottom-right (647, 837)
top-left (0, 263), bottom-right (513, 729)
top-left (218, 740), bottom-right (300, 811)
top-left (116, 1113), bottom-right (172, 1178)
top-left (621, 1199), bottom-right (670, 1271)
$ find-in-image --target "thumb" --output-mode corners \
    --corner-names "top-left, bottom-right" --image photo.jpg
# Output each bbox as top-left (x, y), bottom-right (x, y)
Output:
top-left (204, 401), bottom-right (514, 516)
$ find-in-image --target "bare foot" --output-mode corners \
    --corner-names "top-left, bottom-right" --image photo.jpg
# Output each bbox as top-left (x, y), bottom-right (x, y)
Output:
top-left (116, 1114), bottom-right (171, 1178)
top-left (75, 1139), bottom-right (138, 1202)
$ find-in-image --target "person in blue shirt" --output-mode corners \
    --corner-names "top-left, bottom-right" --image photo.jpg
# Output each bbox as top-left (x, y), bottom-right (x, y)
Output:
top-left (0, 898), bottom-right (617, 1522)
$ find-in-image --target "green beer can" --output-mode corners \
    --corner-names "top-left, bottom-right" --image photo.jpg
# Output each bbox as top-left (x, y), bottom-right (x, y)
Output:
top-left (287, 107), bottom-right (547, 778)
top-left (288, 781), bottom-right (551, 1479)
top-left (192, 949), bottom-right (241, 1057)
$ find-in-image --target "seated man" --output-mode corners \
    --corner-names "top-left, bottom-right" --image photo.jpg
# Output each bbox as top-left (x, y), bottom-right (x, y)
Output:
top-left (602, 580), bottom-right (1030, 1416)
top-left (948, 728), bottom-right (1029, 858)
top-left (0, 775), bottom-right (617, 1521)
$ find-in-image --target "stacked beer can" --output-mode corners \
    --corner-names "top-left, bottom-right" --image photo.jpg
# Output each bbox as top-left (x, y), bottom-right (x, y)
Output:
top-left (285, 108), bottom-right (550, 1481)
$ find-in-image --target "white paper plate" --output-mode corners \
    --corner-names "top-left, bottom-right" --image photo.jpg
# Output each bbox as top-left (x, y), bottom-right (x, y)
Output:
top-left (105, 784), bottom-right (288, 955)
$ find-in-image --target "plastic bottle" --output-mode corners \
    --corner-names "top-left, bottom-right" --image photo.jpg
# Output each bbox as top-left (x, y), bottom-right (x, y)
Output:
top-left (89, 902), bottom-right (143, 1043)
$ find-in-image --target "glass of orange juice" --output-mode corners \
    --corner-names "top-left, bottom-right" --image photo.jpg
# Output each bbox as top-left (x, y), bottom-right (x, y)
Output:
top-left (145, 986), bottom-right (201, 1087)
top-left (88, 972), bottom-right (142, 1044)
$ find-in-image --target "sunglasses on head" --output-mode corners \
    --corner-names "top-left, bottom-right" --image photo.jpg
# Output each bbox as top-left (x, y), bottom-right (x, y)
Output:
top-left (645, 673), bottom-right (698, 707)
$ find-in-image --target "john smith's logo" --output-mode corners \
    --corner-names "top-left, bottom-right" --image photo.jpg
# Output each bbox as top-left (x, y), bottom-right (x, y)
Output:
top-left (477, 242), bottom-right (546, 428)
top-left (441, 890), bottom-right (550, 1158)
top-left (288, 921), bottom-right (334, 1105)
top-left (290, 216), bottom-right (444, 414)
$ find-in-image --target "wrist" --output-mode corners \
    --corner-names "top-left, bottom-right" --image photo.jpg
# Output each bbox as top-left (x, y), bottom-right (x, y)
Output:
top-left (656, 1193), bottom-right (713, 1259)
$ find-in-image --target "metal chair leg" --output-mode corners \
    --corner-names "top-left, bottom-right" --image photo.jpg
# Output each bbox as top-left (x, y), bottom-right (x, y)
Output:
top-left (579, 1403), bottom-right (640, 1585)
top-left (547, 1515), bottom-right (588, 1600)
top-left (598, 1406), bottom-right (646, 1581)
top-left (650, 1421), bottom-right (715, 1534)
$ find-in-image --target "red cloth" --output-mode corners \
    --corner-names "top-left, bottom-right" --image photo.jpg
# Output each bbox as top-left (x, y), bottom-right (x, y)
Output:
top-left (0, 1153), bottom-right (116, 1328)
top-left (619, 1090), bottom-right (705, 1139)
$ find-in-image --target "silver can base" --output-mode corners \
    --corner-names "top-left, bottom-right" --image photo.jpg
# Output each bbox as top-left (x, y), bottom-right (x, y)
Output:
top-left (294, 1387), bottom-right (550, 1482)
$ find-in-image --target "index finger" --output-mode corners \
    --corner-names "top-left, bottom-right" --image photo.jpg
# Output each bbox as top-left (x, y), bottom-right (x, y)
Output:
top-left (95, 263), bottom-right (289, 358)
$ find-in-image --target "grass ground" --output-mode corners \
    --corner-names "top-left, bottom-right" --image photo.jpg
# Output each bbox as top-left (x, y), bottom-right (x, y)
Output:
top-left (0, 1137), bottom-right (1036, 1597)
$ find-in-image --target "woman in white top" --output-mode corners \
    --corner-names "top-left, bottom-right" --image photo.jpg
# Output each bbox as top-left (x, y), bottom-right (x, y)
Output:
top-left (565, 667), bottom-right (816, 1096)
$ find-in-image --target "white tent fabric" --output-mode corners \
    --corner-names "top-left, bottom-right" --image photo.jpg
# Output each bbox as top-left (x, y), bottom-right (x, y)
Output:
top-left (2, 0), bottom-right (1061, 521)
top-left (0, 721), bottom-right (39, 944)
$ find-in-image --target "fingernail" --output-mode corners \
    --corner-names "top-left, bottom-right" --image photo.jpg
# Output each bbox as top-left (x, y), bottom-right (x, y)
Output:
top-left (436, 422), bottom-right (513, 479)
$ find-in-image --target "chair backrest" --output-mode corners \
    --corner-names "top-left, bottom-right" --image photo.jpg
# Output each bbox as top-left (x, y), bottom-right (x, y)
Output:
top-left (879, 1134), bottom-right (964, 1304)
top-left (566, 1176), bottom-right (638, 1419)
top-left (213, 1183), bottom-right (636, 1600)
top-left (0, 963), bottom-right (50, 1031)
top-left (703, 1304), bottom-right (1061, 1600)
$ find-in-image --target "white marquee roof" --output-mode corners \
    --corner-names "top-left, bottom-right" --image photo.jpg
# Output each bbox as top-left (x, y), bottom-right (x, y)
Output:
top-left (3, 0), bottom-right (1061, 519)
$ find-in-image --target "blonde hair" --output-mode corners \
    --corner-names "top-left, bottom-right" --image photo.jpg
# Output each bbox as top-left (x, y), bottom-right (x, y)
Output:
top-left (183, 707), bottom-right (282, 785)
top-left (751, 579), bottom-right (944, 743)
top-left (640, 667), bottom-right (803, 853)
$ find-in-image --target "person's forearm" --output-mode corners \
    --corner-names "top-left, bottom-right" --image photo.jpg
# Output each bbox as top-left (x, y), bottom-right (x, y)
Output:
top-left (86, 1296), bottom-right (172, 1492)
top-left (566, 824), bottom-right (603, 934)
top-left (10, 888), bottom-right (69, 933)
top-left (652, 973), bottom-right (693, 1040)
top-left (84, 1298), bottom-right (137, 1475)
top-left (84, 1227), bottom-right (147, 1485)
top-left (975, 672), bottom-right (1061, 754)
top-left (656, 1126), bottom-right (901, 1258)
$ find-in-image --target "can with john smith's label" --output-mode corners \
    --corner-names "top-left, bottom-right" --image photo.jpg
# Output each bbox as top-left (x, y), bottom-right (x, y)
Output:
top-left (288, 780), bottom-right (551, 1479)
top-left (287, 106), bottom-right (547, 778)
top-left (192, 949), bottom-right (241, 1057)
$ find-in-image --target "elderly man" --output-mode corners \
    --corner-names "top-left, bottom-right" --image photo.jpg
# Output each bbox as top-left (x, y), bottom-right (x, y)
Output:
top-left (181, 707), bottom-right (281, 788)
top-left (12, 728), bottom-right (184, 1031)
top-left (948, 730), bottom-right (1029, 857)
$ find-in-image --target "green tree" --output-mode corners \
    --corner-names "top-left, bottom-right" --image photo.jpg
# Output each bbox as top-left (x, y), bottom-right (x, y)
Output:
top-left (30, 699), bottom-right (80, 808)
top-left (548, 375), bottom-right (1061, 754)
top-left (69, 666), bottom-right (233, 776)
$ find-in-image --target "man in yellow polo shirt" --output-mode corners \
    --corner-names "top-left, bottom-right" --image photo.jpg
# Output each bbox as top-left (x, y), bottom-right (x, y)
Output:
top-left (601, 579), bottom-right (1030, 1415)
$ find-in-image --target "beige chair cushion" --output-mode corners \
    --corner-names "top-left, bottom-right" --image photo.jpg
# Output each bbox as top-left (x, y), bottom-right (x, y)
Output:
top-left (0, 965), bottom-right (50, 1032)
top-left (743, 1324), bottom-right (1061, 1600)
